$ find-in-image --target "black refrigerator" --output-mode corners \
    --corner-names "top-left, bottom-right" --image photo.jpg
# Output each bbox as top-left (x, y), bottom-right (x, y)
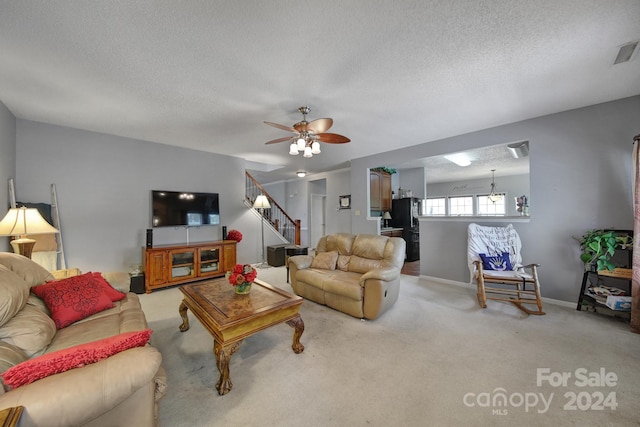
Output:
top-left (391, 198), bottom-right (420, 261)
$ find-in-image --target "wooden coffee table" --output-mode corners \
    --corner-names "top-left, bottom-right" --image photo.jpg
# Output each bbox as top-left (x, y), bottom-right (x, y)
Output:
top-left (178, 278), bottom-right (304, 395)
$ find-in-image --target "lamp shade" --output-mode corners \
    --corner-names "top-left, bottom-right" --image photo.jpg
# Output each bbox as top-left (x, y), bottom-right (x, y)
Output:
top-left (253, 194), bottom-right (271, 209)
top-left (382, 212), bottom-right (392, 220)
top-left (0, 207), bottom-right (58, 237)
top-left (311, 141), bottom-right (321, 154)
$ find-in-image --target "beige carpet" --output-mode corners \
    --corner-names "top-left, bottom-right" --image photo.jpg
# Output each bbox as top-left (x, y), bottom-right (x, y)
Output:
top-left (139, 267), bottom-right (640, 426)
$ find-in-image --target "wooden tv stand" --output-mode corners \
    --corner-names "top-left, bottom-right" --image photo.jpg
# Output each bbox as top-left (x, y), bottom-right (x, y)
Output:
top-left (143, 240), bottom-right (237, 293)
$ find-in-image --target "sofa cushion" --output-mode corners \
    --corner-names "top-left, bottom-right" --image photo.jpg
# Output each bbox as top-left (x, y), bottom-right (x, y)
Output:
top-left (31, 275), bottom-right (115, 329)
top-left (0, 304), bottom-right (56, 357)
top-left (337, 255), bottom-right (350, 271)
top-left (47, 270), bottom-right (128, 299)
top-left (322, 272), bottom-right (363, 300)
top-left (0, 266), bottom-right (30, 328)
top-left (310, 251), bottom-right (338, 270)
top-left (0, 252), bottom-right (54, 288)
top-left (45, 294), bottom-right (146, 353)
top-left (348, 256), bottom-right (384, 274)
top-left (321, 233), bottom-right (355, 255)
top-left (295, 268), bottom-right (334, 291)
top-left (26, 293), bottom-right (50, 315)
top-left (352, 234), bottom-right (388, 260)
top-left (100, 271), bottom-right (131, 293)
top-left (2, 329), bottom-right (152, 389)
top-left (0, 341), bottom-right (28, 375)
top-left (88, 272), bottom-right (127, 302)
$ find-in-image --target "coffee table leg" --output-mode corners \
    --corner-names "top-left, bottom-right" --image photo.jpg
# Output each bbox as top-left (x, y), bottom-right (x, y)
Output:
top-left (286, 315), bottom-right (305, 354)
top-left (178, 301), bottom-right (190, 332)
top-left (214, 341), bottom-right (242, 395)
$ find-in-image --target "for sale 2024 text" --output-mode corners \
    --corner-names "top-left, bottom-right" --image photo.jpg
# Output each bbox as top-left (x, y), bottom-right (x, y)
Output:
top-left (537, 367), bottom-right (618, 411)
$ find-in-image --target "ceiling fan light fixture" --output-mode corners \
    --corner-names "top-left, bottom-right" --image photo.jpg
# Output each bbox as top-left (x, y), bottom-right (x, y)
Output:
top-left (264, 106), bottom-right (350, 161)
top-left (303, 146), bottom-right (313, 158)
top-left (311, 141), bottom-right (321, 154)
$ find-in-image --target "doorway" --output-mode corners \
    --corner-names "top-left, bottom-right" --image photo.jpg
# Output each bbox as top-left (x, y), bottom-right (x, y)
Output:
top-left (310, 194), bottom-right (326, 250)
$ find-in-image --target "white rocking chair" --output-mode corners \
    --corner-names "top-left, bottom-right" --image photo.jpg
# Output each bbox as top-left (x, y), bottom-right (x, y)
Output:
top-left (467, 223), bottom-right (544, 315)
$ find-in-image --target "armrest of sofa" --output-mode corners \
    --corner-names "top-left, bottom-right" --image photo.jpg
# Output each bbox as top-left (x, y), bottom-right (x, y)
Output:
top-left (0, 346), bottom-right (163, 427)
top-left (102, 271), bottom-right (131, 293)
top-left (360, 267), bottom-right (402, 320)
top-left (288, 255), bottom-right (314, 270)
top-left (359, 266), bottom-right (401, 284)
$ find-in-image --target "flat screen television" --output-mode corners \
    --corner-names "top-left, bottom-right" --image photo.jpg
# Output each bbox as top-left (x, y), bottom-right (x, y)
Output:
top-left (151, 190), bottom-right (220, 227)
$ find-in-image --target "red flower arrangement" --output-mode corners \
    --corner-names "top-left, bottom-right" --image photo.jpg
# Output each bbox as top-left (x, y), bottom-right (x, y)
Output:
top-left (226, 229), bottom-right (243, 242)
top-left (225, 264), bottom-right (257, 287)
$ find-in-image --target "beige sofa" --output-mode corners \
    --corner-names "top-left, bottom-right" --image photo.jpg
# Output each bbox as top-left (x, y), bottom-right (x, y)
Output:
top-left (289, 233), bottom-right (405, 320)
top-left (0, 253), bottom-right (166, 427)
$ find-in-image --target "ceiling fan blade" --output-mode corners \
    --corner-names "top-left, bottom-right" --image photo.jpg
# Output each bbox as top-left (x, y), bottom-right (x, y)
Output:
top-left (264, 121), bottom-right (296, 132)
top-left (307, 118), bottom-right (333, 133)
top-left (264, 136), bottom-right (293, 145)
top-left (316, 133), bottom-right (351, 143)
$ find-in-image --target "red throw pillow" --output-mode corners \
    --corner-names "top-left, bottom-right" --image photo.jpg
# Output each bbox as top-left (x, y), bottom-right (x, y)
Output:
top-left (89, 272), bottom-right (126, 302)
top-left (2, 329), bottom-right (152, 388)
top-left (32, 273), bottom-right (115, 329)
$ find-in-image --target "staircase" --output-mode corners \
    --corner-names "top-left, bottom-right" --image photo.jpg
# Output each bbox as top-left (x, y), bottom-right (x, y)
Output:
top-left (245, 172), bottom-right (301, 245)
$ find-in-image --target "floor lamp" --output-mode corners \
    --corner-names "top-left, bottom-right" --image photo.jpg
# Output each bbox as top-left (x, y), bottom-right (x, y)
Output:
top-left (253, 194), bottom-right (271, 268)
top-left (0, 207), bottom-right (59, 259)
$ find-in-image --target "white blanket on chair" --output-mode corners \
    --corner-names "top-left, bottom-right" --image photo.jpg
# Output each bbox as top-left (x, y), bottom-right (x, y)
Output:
top-left (467, 223), bottom-right (523, 281)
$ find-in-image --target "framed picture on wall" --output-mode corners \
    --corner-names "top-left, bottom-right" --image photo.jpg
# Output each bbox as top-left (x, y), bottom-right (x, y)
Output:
top-left (339, 195), bottom-right (351, 209)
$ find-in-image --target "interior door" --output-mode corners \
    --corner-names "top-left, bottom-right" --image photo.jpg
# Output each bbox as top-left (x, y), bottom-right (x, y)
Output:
top-left (310, 194), bottom-right (326, 250)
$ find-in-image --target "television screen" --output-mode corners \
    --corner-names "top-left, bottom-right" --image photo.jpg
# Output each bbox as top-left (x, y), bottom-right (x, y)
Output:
top-left (152, 190), bottom-right (220, 227)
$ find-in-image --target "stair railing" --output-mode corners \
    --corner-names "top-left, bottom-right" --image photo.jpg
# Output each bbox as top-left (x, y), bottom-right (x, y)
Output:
top-left (245, 172), bottom-right (301, 245)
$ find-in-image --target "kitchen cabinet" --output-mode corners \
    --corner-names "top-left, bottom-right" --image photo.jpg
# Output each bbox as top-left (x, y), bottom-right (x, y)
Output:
top-left (370, 170), bottom-right (392, 212)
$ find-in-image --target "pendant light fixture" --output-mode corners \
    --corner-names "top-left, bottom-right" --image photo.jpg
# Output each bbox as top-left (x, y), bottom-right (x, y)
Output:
top-left (488, 169), bottom-right (502, 203)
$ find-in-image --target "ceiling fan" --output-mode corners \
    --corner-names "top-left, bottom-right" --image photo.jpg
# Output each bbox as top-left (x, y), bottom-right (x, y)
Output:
top-left (264, 106), bottom-right (350, 157)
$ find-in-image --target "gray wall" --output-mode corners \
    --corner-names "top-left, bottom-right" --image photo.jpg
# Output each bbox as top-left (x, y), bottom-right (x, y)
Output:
top-left (398, 167), bottom-right (426, 199)
top-left (15, 120), bottom-right (264, 272)
top-left (324, 169), bottom-right (351, 235)
top-left (0, 101), bottom-right (16, 251)
top-left (351, 96), bottom-right (639, 302)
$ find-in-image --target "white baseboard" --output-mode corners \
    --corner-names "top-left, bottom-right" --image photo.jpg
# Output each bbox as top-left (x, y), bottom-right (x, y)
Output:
top-left (419, 275), bottom-right (576, 309)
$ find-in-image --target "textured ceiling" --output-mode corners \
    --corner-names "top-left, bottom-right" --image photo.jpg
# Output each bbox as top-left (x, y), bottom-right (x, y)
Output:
top-left (0, 1), bottom-right (639, 183)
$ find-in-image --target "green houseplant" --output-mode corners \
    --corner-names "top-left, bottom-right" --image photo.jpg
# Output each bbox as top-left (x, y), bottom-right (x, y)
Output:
top-left (575, 229), bottom-right (633, 271)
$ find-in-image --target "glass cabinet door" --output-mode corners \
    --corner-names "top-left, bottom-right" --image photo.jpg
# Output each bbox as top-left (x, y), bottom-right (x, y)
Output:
top-left (170, 249), bottom-right (196, 281)
top-left (199, 247), bottom-right (221, 276)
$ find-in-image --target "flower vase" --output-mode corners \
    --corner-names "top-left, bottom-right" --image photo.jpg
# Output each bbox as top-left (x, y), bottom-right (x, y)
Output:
top-left (235, 282), bottom-right (252, 295)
